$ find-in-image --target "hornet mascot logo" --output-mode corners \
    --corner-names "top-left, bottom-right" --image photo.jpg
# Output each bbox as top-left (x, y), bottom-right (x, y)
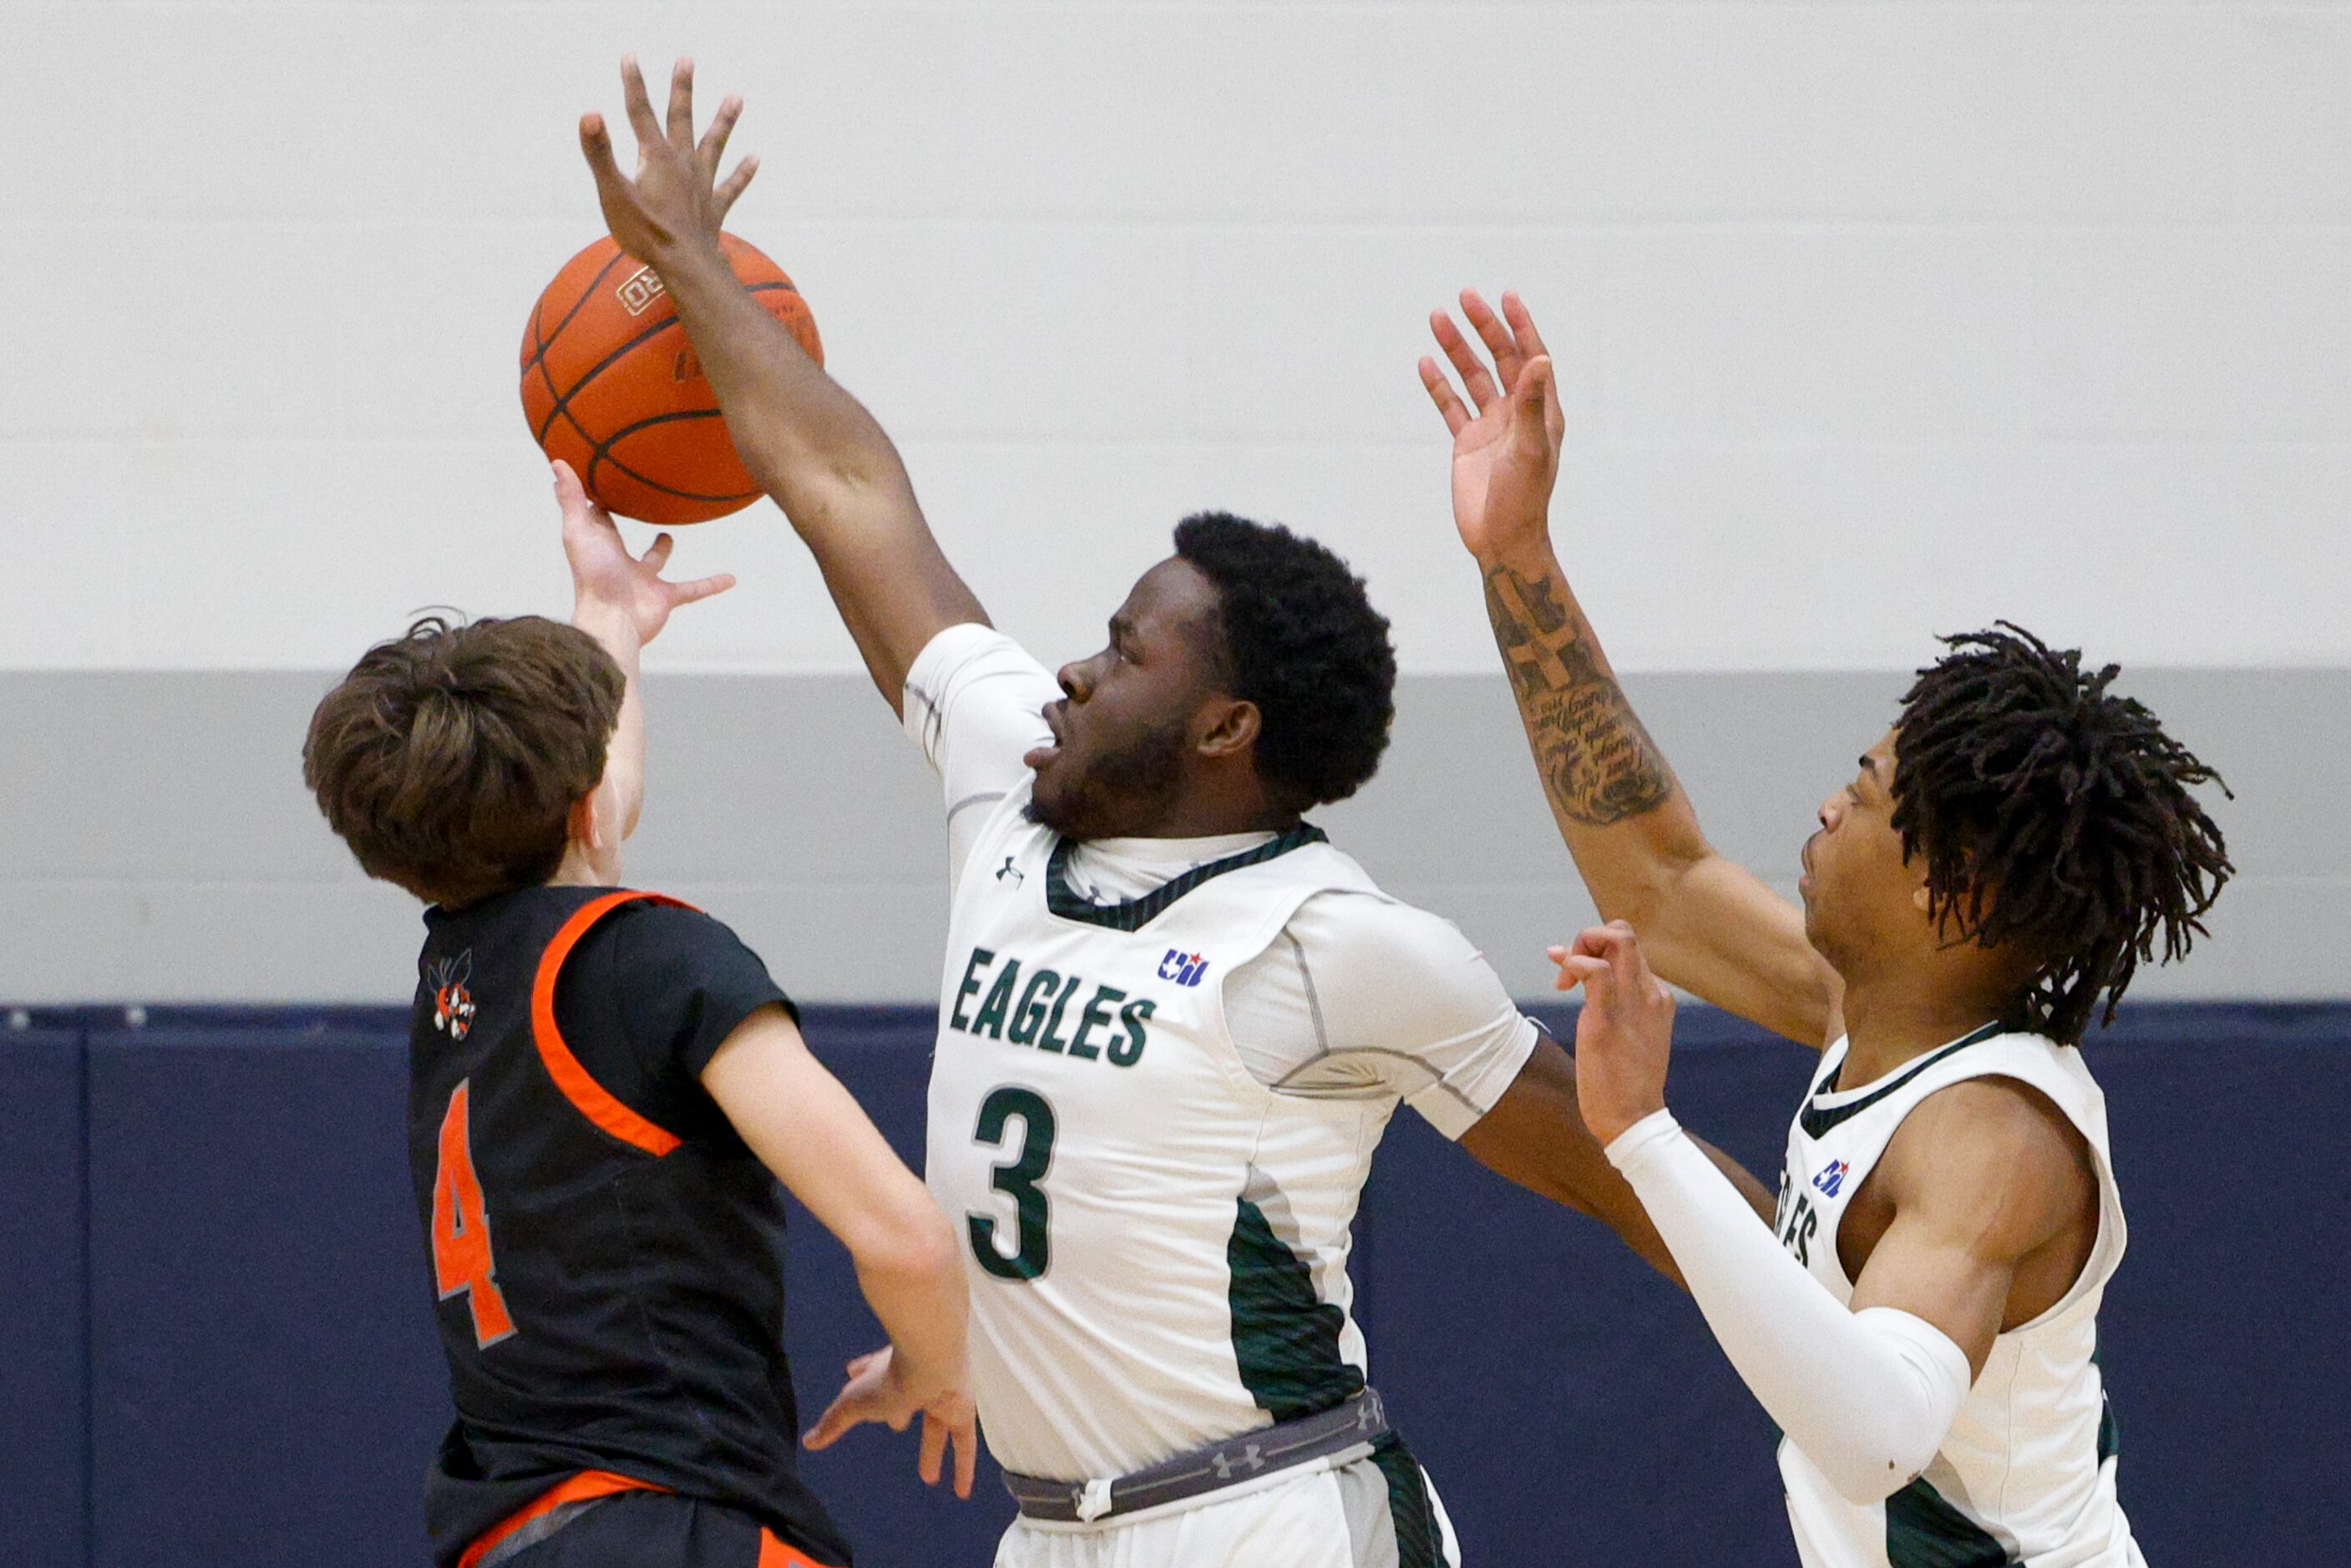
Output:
top-left (428, 952), bottom-right (477, 1041)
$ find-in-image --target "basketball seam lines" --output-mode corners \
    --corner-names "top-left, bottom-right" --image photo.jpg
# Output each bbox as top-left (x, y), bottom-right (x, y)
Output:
top-left (520, 250), bottom-right (630, 381)
top-left (587, 409), bottom-right (763, 503)
top-left (529, 276), bottom-right (801, 508)
top-left (532, 279), bottom-right (799, 443)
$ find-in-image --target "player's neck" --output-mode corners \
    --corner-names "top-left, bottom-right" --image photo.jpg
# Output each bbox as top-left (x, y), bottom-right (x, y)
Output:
top-left (1836, 980), bottom-right (2006, 1087)
top-left (1107, 779), bottom-right (1301, 841)
top-left (548, 837), bottom-right (621, 890)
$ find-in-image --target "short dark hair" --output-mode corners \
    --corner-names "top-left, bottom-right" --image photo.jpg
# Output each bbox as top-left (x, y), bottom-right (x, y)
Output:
top-left (303, 615), bottom-right (625, 908)
top-left (1173, 512), bottom-right (1396, 810)
top-left (1892, 622), bottom-right (2232, 1042)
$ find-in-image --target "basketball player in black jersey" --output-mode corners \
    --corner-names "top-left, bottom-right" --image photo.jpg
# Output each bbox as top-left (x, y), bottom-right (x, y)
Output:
top-left (303, 463), bottom-right (977, 1568)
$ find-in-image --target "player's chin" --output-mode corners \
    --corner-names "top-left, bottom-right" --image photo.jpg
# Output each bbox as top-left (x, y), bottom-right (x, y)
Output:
top-left (1022, 767), bottom-right (1086, 837)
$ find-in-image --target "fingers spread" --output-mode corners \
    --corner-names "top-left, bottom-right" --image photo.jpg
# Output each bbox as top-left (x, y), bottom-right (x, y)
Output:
top-left (1462, 289), bottom-right (1523, 387)
top-left (641, 532), bottom-right (676, 571)
top-left (802, 1393), bottom-right (864, 1450)
top-left (666, 56), bottom-right (697, 146)
top-left (670, 572), bottom-right (737, 606)
top-left (1431, 310), bottom-right (1502, 412)
top-left (698, 94), bottom-right (742, 176)
top-left (918, 1411), bottom-right (948, 1485)
top-left (714, 154), bottom-right (759, 220)
top-left (953, 1418), bottom-right (979, 1498)
top-left (580, 112), bottom-right (626, 188)
top-left (621, 55), bottom-right (662, 145)
top-left (1501, 290), bottom-right (1552, 362)
top-left (1417, 355), bottom-right (1470, 437)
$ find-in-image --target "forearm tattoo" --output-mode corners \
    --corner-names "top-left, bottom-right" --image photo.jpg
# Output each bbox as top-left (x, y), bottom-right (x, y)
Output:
top-left (1483, 563), bottom-right (1675, 827)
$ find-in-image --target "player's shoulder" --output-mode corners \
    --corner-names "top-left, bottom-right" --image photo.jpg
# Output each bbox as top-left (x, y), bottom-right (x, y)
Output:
top-left (906, 622), bottom-right (1055, 707)
top-left (1286, 876), bottom-right (1472, 965)
top-left (1884, 1069), bottom-right (2096, 1247)
top-left (585, 895), bottom-right (767, 979)
top-left (600, 892), bottom-right (736, 940)
top-left (1281, 883), bottom-right (1515, 1032)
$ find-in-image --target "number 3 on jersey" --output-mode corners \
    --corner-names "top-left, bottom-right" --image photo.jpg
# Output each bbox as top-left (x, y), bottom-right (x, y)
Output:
top-left (433, 1079), bottom-right (517, 1347)
top-left (969, 1086), bottom-right (1056, 1282)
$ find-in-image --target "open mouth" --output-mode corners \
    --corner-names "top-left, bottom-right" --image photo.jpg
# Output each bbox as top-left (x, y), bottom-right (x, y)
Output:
top-left (1024, 701), bottom-right (1067, 771)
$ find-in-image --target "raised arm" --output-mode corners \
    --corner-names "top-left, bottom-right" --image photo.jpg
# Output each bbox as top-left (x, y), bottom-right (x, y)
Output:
top-left (578, 57), bottom-right (985, 711)
top-left (556, 458), bottom-right (733, 835)
top-left (1417, 291), bottom-right (1840, 1047)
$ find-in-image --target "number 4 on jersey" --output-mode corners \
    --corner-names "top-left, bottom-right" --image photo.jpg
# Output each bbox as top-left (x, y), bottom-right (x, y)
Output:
top-left (433, 1079), bottom-right (517, 1348)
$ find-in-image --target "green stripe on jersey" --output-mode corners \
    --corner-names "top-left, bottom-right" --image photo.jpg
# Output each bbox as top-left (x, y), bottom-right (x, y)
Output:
top-left (1885, 1478), bottom-right (2013, 1566)
top-left (1227, 1193), bottom-right (1364, 1422)
top-left (1368, 1434), bottom-right (1444, 1568)
top-left (1046, 824), bottom-right (1327, 931)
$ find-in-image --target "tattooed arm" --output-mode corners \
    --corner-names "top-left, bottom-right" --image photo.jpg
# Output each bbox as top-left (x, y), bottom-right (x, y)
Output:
top-left (1417, 291), bottom-right (1840, 1048)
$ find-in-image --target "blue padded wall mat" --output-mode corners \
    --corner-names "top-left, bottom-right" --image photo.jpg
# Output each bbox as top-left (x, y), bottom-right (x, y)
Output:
top-left (3, 1001), bottom-right (2341, 1566)
top-left (83, 1023), bottom-right (445, 1568)
top-left (0, 1026), bottom-right (89, 1568)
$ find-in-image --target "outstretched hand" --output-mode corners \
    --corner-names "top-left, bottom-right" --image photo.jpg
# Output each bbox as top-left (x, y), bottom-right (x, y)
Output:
top-left (1552, 921), bottom-right (1678, 1146)
top-left (803, 1344), bottom-right (980, 1500)
top-left (555, 460), bottom-right (734, 647)
top-left (579, 55), bottom-right (757, 266)
top-left (1417, 290), bottom-right (1565, 566)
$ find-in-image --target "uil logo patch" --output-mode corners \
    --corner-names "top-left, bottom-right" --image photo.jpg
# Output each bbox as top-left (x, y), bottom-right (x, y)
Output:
top-left (428, 952), bottom-right (477, 1041)
top-left (1158, 949), bottom-right (1211, 988)
top-left (616, 265), bottom-right (666, 316)
top-left (1811, 1158), bottom-right (1850, 1199)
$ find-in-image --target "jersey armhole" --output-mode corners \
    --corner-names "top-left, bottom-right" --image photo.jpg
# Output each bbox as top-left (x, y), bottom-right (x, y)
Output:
top-left (530, 890), bottom-right (701, 1157)
top-left (1958, 1070), bottom-right (2118, 1332)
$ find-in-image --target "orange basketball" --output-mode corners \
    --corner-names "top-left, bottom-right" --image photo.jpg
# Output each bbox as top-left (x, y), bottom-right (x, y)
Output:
top-left (519, 233), bottom-right (822, 524)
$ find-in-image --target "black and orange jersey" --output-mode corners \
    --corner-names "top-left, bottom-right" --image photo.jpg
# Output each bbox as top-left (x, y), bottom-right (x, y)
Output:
top-left (407, 883), bottom-right (852, 1568)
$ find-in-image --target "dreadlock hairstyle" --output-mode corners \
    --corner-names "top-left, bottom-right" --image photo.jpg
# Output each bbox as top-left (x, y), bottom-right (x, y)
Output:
top-left (1890, 622), bottom-right (2232, 1044)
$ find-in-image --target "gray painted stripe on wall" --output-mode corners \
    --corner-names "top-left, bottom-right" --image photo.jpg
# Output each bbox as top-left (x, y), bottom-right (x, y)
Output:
top-left (1, 669), bottom-right (2341, 1004)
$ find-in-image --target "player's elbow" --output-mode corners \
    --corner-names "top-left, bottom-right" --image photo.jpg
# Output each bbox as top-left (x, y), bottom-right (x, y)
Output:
top-left (1811, 1434), bottom-right (1942, 1506)
top-left (1796, 1308), bottom-right (1970, 1504)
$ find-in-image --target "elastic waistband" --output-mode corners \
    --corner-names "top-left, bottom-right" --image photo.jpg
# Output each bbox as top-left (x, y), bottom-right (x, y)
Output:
top-left (1002, 1389), bottom-right (1391, 1525)
top-left (461, 1470), bottom-right (668, 1568)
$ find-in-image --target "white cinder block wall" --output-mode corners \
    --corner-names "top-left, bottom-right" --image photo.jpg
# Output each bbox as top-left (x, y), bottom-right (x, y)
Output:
top-left (5, 2), bottom-right (2347, 675)
top-left (3, 3), bottom-right (2345, 1004)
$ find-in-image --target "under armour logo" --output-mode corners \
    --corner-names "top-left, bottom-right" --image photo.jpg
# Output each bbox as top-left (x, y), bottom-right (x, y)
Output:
top-left (1212, 1443), bottom-right (1265, 1480)
top-left (995, 856), bottom-right (1025, 887)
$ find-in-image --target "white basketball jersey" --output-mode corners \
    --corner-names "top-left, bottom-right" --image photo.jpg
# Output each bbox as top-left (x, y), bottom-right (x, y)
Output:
top-left (927, 783), bottom-right (1401, 1482)
top-left (1772, 1025), bottom-right (2145, 1568)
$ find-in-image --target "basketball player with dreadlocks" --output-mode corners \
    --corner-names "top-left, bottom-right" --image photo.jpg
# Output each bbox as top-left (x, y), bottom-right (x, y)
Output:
top-left (1421, 291), bottom-right (2231, 1568)
top-left (573, 58), bottom-right (1773, 1568)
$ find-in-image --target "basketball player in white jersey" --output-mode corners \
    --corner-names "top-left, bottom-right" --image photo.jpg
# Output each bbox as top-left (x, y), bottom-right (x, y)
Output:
top-left (574, 59), bottom-right (1775, 1568)
top-left (1420, 291), bottom-right (2232, 1566)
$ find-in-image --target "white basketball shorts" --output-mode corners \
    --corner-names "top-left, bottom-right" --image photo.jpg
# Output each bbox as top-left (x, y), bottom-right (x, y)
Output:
top-left (991, 1446), bottom-right (1463, 1568)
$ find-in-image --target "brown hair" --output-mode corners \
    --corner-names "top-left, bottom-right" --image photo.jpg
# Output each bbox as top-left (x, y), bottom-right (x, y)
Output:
top-left (303, 615), bottom-right (626, 908)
